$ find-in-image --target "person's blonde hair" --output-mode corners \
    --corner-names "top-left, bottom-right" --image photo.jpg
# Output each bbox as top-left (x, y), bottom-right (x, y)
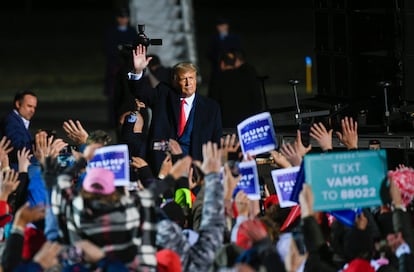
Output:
top-left (172, 62), bottom-right (198, 82)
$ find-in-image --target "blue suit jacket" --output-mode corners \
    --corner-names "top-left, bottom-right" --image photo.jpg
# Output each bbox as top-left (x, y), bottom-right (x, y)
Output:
top-left (2, 111), bottom-right (47, 228)
top-left (129, 78), bottom-right (223, 174)
top-left (2, 110), bottom-right (33, 169)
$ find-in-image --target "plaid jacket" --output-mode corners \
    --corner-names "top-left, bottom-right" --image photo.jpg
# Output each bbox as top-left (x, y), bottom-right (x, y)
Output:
top-left (51, 173), bottom-right (157, 271)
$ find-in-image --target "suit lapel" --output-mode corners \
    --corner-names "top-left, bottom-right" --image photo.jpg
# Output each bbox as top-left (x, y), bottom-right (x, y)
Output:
top-left (192, 94), bottom-right (202, 135)
top-left (12, 111), bottom-right (32, 140)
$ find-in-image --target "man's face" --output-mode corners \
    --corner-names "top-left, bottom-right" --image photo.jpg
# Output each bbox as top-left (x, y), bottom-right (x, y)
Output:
top-left (116, 16), bottom-right (129, 27)
top-left (16, 94), bottom-right (37, 120)
top-left (216, 23), bottom-right (229, 36)
top-left (176, 71), bottom-right (197, 98)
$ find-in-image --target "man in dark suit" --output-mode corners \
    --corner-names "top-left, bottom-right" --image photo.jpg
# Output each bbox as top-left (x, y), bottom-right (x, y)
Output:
top-left (2, 90), bottom-right (37, 170)
top-left (128, 44), bottom-right (223, 176)
top-left (208, 49), bottom-right (264, 129)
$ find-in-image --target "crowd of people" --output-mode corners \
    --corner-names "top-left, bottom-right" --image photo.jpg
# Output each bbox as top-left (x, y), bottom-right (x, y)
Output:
top-left (0, 12), bottom-right (414, 272)
top-left (0, 78), bottom-right (414, 272)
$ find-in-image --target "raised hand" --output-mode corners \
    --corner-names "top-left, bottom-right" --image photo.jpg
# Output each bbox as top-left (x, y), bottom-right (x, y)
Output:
top-left (389, 177), bottom-right (403, 207)
top-left (0, 169), bottom-right (20, 201)
top-left (34, 131), bottom-right (68, 167)
top-left (49, 139), bottom-right (69, 159)
top-left (269, 150), bottom-right (292, 168)
top-left (169, 156), bottom-right (192, 180)
top-left (310, 122), bottom-right (333, 151)
top-left (335, 116), bottom-right (358, 150)
top-left (132, 44), bottom-right (152, 74)
top-left (0, 136), bottom-right (13, 165)
top-left (135, 98), bottom-right (146, 111)
top-left (220, 134), bottom-right (241, 164)
top-left (201, 142), bottom-right (222, 175)
top-left (299, 184), bottom-right (314, 218)
top-left (223, 163), bottom-right (241, 200)
top-left (17, 147), bottom-right (32, 173)
top-left (293, 129), bottom-right (312, 158)
top-left (234, 190), bottom-right (250, 217)
top-left (354, 212), bottom-right (368, 230)
top-left (62, 119), bottom-right (89, 145)
top-left (34, 130), bottom-right (51, 165)
top-left (280, 142), bottom-right (302, 167)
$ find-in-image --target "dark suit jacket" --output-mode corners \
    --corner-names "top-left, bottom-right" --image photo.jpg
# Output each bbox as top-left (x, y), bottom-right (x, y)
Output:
top-left (129, 78), bottom-right (222, 175)
top-left (2, 110), bottom-right (33, 169)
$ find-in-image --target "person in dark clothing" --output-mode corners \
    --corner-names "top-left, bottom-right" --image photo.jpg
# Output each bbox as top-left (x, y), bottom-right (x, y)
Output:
top-left (208, 49), bottom-right (263, 129)
top-left (103, 7), bottom-right (138, 128)
top-left (207, 17), bottom-right (243, 90)
top-left (118, 98), bottom-right (149, 160)
top-left (1, 90), bottom-right (38, 170)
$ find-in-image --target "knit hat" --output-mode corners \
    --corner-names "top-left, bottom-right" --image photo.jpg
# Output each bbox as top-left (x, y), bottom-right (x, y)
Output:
top-left (161, 201), bottom-right (186, 228)
top-left (156, 249), bottom-right (182, 272)
top-left (83, 168), bottom-right (115, 195)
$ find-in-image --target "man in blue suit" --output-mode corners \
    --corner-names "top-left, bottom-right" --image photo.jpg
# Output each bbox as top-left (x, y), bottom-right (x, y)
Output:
top-left (128, 44), bottom-right (223, 176)
top-left (1, 90), bottom-right (48, 242)
top-left (2, 90), bottom-right (37, 170)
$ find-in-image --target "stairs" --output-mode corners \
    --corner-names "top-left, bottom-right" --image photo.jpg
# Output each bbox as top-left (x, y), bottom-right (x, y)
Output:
top-left (129, 0), bottom-right (198, 67)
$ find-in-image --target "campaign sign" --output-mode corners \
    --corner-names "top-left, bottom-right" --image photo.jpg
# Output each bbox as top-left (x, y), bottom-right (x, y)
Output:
top-left (237, 112), bottom-right (278, 156)
top-left (87, 144), bottom-right (130, 186)
top-left (304, 150), bottom-right (387, 211)
top-left (235, 160), bottom-right (261, 200)
top-left (271, 166), bottom-right (300, 208)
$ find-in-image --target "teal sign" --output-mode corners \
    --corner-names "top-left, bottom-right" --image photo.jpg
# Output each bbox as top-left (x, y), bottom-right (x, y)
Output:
top-left (304, 150), bottom-right (387, 211)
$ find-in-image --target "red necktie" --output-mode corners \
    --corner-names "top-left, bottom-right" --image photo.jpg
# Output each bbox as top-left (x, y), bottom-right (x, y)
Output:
top-left (178, 99), bottom-right (186, 136)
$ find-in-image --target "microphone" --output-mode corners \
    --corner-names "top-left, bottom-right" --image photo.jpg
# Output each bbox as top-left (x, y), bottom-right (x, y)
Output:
top-left (289, 79), bottom-right (300, 86)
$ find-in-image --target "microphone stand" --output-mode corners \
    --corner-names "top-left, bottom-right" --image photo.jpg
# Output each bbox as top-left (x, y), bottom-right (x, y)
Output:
top-left (378, 81), bottom-right (393, 135)
top-left (258, 75), bottom-right (270, 111)
top-left (289, 79), bottom-right (301, 126)
top-left (288, 79), bottom-right (330, 147)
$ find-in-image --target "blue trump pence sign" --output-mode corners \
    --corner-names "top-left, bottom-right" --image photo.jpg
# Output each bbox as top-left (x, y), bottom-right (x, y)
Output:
top-left (304, 150), bottom-right (387, 211)
top-left (237, 112), bottom-right (278, 156)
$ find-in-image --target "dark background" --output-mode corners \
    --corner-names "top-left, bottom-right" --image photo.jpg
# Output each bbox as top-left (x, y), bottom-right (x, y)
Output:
top-left (0, 0), bottom-right (315, 98)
